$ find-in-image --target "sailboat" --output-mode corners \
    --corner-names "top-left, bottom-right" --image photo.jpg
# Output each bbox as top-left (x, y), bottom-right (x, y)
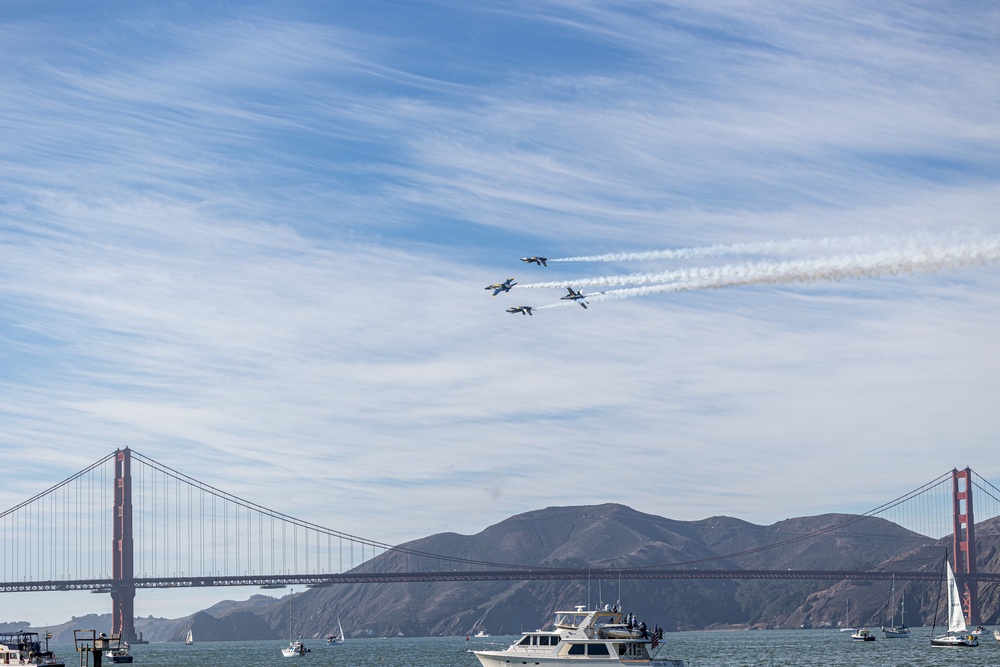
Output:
top-left (281, 590), bottom-right (311, 657)
top-left (839, 598), bottom-right (855, 631)
top-left (326, 618), bottom-right (345, 645)
top-left (881, 575), bottom-right (910, 638)
top-left (930, 557), bottom-right (978, 647)
top-left (185, 628), bottom-right (193, 645)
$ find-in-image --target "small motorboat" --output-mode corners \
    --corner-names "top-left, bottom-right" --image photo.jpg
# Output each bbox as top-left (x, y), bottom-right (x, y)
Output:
top-left (105, 641), bottom-right (133, 664)
top-left (850, 628), bottom-right (875, 641)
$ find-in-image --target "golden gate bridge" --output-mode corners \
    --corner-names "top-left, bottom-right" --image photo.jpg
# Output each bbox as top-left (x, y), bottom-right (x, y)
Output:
top-left (2, 448), bottom-right (1000, 642)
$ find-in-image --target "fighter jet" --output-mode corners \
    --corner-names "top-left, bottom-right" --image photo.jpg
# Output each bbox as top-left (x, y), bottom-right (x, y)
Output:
top-left (520, 256), bottom-right (548, 267)
top-left (485, 278), bottom-right (517, 296)
top-left (506, 306), bottom-right (533, 316)
top-left (560, 287), bottom-right (589, 308)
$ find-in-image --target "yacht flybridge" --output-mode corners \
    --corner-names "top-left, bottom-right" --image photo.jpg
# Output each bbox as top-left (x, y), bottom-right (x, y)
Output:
top-left (471, 604), bottom-right (684, 667)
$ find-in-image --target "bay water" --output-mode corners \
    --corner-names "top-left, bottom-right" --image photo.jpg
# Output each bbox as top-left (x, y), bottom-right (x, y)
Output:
top-left (49, 629), bottom-right (1000, 667)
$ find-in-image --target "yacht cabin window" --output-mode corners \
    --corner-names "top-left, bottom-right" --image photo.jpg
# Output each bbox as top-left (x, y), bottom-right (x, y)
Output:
top-left (566, 643), bottom-right (610, 656)
top-left (517, 635), bottom-right (559, 647)
top-left (556, 613), bottom-right (588, 627)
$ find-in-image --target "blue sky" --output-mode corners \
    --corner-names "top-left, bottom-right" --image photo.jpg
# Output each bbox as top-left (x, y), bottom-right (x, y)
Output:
top-left (2, 0), bottom-right (1000, 624)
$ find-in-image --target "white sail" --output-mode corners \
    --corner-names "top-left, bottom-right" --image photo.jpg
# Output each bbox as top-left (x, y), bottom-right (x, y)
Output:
top-left (946, 561), bottom-right (967, 634)
top-left (327, 617), bottom-right (346, 645)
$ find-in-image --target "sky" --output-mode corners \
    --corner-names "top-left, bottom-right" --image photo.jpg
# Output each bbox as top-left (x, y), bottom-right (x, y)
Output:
top-left (2, 0), bottom-right (999, 626)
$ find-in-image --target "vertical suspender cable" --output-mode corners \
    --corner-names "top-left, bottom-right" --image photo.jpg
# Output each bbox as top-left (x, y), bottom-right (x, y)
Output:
top-left (200, 487), bottom-right (205, 577)
top-left (89, 467), bottom-right (93, 578)
top-left (176, 477), bottom-right (180, 576)
top-left (188, 483), bottom-right (192, 578)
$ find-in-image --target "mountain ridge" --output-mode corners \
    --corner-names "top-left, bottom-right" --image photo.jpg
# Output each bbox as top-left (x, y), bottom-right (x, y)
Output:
top-left (18, 504), bottom-right (1000, 641)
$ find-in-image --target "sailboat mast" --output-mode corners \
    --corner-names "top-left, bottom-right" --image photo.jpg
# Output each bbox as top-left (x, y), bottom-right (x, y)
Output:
top-left (890, 576), bottom-right (896, 626)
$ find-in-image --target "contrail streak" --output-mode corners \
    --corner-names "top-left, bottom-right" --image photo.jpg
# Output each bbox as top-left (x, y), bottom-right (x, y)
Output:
top-left (548, 230), bottom-right (985, 264)
top-left (517, 239), bottom-right (1000, 298)
top-left (583, 239), bottom-right (1000, 303)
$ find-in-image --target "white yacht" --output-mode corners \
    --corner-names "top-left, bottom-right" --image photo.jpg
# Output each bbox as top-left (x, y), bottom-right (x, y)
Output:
top-left (850, 628), bottom-right (875, 641)
top-left (0, 631), bottom-right (63, 667)
top-left (471, 604), bottom-right (684, 667)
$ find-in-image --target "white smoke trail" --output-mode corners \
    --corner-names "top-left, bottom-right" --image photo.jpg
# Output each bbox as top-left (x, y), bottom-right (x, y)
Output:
top-left (517, 238), bottom-right (1000, 291)
top-left (530, 303), bottom-right (573, 311)
top-left (548, 230), bottom-right (986, 264)
top-left (581, 239), bottom-right (1000, 303)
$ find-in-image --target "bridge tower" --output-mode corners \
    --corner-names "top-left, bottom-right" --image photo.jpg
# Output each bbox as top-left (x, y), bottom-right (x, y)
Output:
top-left (111, 448), bottom-right (137, 643)
top-left (951, 467), bottom-right (978, 625)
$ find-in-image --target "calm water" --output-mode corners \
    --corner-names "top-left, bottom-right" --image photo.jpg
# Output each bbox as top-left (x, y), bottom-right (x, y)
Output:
top-left (48, 629), bottom-right (1000, 667)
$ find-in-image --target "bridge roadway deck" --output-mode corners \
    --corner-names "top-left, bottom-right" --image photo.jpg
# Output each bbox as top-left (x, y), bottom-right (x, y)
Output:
top-left (4, 568), bottom-right (1000, 593)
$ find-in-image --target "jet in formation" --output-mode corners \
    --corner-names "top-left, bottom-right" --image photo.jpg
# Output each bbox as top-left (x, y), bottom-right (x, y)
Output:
top-left (506, 306), bottom-right (534, 316)
top-left (520, 256), bottom-right (548, 267)
top-left (486, 278), bottom-right (517, 296)
top-left (560, 287), bottom-right (589, 308)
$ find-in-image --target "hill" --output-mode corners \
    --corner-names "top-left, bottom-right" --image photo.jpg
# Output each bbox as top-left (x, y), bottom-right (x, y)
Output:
top-left (183, 504), bottom-right (938, 637)
top-left (19, 504), bottom-right (1000, 639)
top-left (782, 513), bottom-right (1000, 629)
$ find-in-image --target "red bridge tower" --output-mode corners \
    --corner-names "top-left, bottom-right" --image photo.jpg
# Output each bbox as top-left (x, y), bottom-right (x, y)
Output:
top-left (111, 448), bottom-right (137, 643)
top-left (951, 467), bottom-right (978, 625)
